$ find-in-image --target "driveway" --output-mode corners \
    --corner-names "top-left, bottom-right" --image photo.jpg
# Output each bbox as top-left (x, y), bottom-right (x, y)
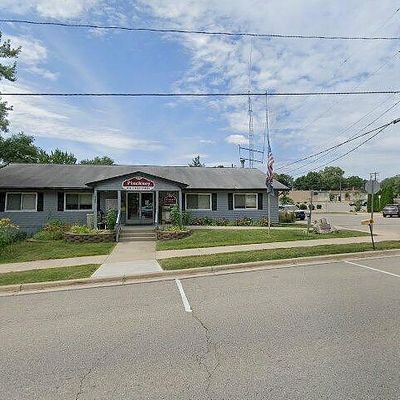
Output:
top-left (309, 211), bottom-right (400, 237)
top-left (1, 254), bottom-right (400, 399)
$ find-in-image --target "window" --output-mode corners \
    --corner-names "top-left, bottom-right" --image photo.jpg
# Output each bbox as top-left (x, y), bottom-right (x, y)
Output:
top-left (65, 193), bottom-right (93, 211)
top-left (186, 193), bottom-right (211, 210)
top-left (234, 193), bottom-right (258, 210)
top-left (6, 193), bottom-right (37, 211)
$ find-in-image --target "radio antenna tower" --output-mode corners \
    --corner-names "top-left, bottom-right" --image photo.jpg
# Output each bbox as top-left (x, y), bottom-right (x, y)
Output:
top-left (247, 39), bottom-right (255, 168)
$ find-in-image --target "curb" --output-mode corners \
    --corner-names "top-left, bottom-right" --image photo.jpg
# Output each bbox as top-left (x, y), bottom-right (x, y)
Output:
top-left (1, 248), bottom-right (400, 297)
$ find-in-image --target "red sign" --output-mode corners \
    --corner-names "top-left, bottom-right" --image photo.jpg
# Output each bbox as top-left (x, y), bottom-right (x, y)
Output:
top-left (163, 194), bottom-right (177, 206)
top-left (122, 176), bottom-right (155, 190)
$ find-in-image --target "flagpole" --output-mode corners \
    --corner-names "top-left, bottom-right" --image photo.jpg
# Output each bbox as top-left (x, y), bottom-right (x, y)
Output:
top-left (265, 91), bottom-right (271, 234)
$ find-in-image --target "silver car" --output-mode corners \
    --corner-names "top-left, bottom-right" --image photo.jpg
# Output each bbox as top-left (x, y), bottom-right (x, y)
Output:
top-left (382, 204), bottom-right (400, 217)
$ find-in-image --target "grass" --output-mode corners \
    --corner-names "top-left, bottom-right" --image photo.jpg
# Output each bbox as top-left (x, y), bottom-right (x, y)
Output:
top-left (0, 240), bottom-right (115, 264)
top-left (156, 228), bottom-right (369, 251)
top-left (159, 241), bottom-right (400, 270)
top-left (0, 264), bottom-right (100, 286)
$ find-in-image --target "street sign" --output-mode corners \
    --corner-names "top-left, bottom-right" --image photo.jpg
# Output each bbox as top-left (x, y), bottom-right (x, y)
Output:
top-left (365, 180), bottom-right (380, 194)
top-left (361, 219), bottom-right (374, 225)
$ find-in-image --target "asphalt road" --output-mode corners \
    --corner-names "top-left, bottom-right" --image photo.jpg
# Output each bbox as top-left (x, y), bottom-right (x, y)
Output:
top-left (1, 254), bottom-right (400, 399)
top-left (309, 212), bottom-right (400, 237)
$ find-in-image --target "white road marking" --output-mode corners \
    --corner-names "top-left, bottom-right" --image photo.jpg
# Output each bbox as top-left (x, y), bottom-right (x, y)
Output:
top-left (345, 260), bottom-right (400, 278)
top-left (175, 279), bottom-right (192, 312)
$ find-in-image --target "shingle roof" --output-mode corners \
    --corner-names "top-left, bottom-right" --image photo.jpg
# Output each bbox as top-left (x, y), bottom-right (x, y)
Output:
top-left (0, 163), bottom-right (288, 190)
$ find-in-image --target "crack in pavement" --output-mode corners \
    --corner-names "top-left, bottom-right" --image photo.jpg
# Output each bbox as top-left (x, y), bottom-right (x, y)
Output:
top-left (75, 368), bottom-right (93, 400)
top-left (192, 313), bottom-right (221, 399)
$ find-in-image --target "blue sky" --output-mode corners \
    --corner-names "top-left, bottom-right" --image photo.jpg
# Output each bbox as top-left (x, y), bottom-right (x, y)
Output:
top-left (0, 0), bottom-right (399, 178)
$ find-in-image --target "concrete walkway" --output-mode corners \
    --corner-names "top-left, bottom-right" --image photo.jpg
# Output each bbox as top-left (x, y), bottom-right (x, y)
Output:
top-left (0, 255), bottom-right (108, 273)
top-left (92, 241), bottom-right (162, 278)
top-left (156, 234), bottom-right (397, 259)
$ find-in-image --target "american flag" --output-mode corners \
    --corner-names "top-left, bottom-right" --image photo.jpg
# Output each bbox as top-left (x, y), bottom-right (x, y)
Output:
top-left (266, 146), bottom-right (274, 191)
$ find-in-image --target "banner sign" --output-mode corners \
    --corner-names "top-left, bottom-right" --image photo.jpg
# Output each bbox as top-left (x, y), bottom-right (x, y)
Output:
top-left (122, 176), bottom-right (155, 191)
top-left (163, 193), bottom-right (177, 206)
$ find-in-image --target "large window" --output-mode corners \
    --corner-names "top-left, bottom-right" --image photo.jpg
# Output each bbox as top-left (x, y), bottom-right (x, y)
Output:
top-left (186, 193), bottom-right (211, 210)
top-left (65, 193), bottom-right (93, 211)
top-left (6, 193), bottom-right (37, 211)
top-left (234, 193), bottom-right (258, 210)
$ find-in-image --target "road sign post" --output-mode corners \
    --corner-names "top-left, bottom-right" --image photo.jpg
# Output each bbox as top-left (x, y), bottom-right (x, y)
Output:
top-left (365, 173), bottom-right (380, 250)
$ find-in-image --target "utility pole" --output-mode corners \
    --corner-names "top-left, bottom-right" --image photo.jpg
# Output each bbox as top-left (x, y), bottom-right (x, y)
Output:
top-left (369, 172), bottom-right (379, 250)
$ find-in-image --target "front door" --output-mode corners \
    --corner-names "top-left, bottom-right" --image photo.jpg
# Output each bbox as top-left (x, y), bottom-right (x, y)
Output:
top-left (126, 192), bottom-right (154, 224)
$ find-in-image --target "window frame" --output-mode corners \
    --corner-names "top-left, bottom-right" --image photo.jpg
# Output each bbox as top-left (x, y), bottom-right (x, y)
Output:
top-left (185, 193), bottom-right (212, 211)
top-left (5, 192), bottom-right (38, 212)
top-left (64, 192), bottom-right (93, 212)
top-left (233, 193), bottom-right (258, 210)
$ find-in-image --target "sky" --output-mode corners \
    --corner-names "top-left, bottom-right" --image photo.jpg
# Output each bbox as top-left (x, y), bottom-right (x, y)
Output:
top-left (0, 0), bottom-right (399, 179)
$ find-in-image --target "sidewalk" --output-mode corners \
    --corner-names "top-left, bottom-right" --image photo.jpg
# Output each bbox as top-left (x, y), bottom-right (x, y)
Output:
top-left (0, 255), bottom-right (108, 273)
top-left (91, 241), bottom-right (162, 278)
top-left (156, 234), bottom-right (398, 259)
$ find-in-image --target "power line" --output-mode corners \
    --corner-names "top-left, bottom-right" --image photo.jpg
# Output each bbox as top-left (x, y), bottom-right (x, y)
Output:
top-left (276, 117), bottom-right (400, 171)
top-left (1, 90), bottom-right (400, 97)
top-left (2, 19), bottom-right (400, 41)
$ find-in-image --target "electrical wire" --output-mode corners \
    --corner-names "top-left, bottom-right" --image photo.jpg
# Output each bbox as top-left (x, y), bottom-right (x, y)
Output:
top-left (2, 19), bottom-right (400, 40)
top-left (1, 90), bottom-right (400, 97)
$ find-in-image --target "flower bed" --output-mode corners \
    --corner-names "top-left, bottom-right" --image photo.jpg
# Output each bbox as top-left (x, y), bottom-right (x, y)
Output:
top-left (64, 231), bottom-right (115, 243)
top-left (156, 229), bottom-right (192, 241)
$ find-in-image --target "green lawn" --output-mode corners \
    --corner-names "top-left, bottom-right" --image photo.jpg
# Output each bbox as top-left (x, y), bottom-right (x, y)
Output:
top-left (0, 241), bottom-right (115, 264)
top-left (0, 264), bottom-right (99, 286)
top-left (159, 241), bottom-right (400, 270)
top-left (156, 228), bottom-right (369, 251)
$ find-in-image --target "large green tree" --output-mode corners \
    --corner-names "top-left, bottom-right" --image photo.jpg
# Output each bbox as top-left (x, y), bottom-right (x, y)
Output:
top-left (345, 175), bottom-right (366, 190)
top-left (81, 156), bottom-right (114, 165)
top-left (294, 171), bottom-right (322, 190)
top-left (0, 132), bottom-right (40, 163)
top-left (319, 166), bottom-right (344, 190)
top-left (0, 32), bottom-right (21, 133)
top-left (274, 173), bottom-right (294, 189)
top-left (38, 149), bottom-right (77, 164)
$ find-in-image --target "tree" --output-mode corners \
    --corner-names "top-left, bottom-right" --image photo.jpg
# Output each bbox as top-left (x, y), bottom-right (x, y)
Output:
top-left (81, 156), bottom-right (114, 165)
top-left (0, 132), bottom-right (40, 163)
top-left (0, 32), bottom-right (21, 133)
top-left (188, 155), bottom-right (205, 167)
top-left (345, 175), bottom-right (365, 190)
top-left (274, 173), bottom-right (294, 189)
top-left (38, 149), bottom-right (77, 164)
top-left (320, 166), bottom-right (344, 190)
top-left (382, 175), bottom-right (400, 197)
top-left (294, 171), bottom-right (322, 190)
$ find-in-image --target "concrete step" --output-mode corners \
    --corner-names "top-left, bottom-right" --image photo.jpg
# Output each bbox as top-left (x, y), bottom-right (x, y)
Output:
top-left (120, 231), bottom-right (156, 238)
top-left (119, 236), bottom-right (156, 242)
top-left (122, 226), bottom-right (155, 232)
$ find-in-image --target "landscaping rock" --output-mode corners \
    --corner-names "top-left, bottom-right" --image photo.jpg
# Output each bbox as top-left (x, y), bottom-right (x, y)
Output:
top-left (312, 218), bottom-right (338, 234)
top-left (64, 232), bottom-right (115, 243)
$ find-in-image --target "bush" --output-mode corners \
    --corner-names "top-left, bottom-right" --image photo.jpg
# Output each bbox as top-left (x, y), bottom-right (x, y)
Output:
top-left (0, 219), bottom-right (26, 248)
top-left (68, 224), bottom-right (98, 235)
top-left (191, 216), bottom-right (214, 226)
top-left (256, 217), bottom-right (270, 226)
top-left (235, 217), bottom-right (253, 226)
top-left (182, 210), bottom-right (192, 226)
top-left (299, 203), bottom-right (308, 210)
top-left (106, 208), bottom-right (118, 230)
top-left (279, 211), bottom-right (296, 223)
top-left (170, 205), bottom-right (182, 227)
top-left (214, 218), bottom-right (230, 226)
top-left (33, 219), bottom-right (70, 240)
top-left (316, 204), bottom-right (322, 210)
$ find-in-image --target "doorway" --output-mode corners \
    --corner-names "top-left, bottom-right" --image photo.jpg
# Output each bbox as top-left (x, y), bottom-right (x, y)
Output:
top-left (126, 192), bottom-right (154, 224)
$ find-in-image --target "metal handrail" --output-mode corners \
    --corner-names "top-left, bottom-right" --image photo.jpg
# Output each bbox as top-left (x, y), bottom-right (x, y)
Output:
top-left (115, 209), bottom-right (122, 242)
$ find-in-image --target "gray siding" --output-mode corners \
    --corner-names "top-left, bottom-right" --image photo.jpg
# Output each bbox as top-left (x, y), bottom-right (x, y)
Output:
top-left (183, 190), bottom-right (279, 223)
top-left (0, 190), bottom-right (93, 234)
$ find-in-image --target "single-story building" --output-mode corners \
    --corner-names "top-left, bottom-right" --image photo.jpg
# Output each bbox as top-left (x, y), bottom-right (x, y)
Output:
top-left (0, 163), bottom-right (288, 233)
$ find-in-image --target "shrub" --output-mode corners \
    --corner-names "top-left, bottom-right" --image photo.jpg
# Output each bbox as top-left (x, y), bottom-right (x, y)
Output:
top-left (191, 216), bottom-right (213, 226)
top-left (170, 205), bottom-right (182, 227)
top-left (235, 217), bottom-right (253, 226)
top-left (257, 217), bottom-right (270, 226)
top-left (279, 211), bottom-right (295, 223)
top-left (316, 204), bottom-right (322, 210)
top-left (106, 208), bottom-right (118, 230)
top-left (182, 210), bottom-right (192, 226)
top-left (0, 219), bottom-right (26, 248)
top-left (68, 224), bottom-right (98, 234)
top-left (214, 218), bottom-right (230, 226)
top-left (299, 203), bottom-right (308, 210)
top-left (34, 219), bottom-right (70, 240)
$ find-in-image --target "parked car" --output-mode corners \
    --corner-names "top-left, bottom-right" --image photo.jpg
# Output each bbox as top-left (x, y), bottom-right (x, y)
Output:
top-left (294, 210), bottom-right (306, 220)
top-left (382, 204), bottom-right (400, 218)
top-left (279, 204), bottom-right (307, 220)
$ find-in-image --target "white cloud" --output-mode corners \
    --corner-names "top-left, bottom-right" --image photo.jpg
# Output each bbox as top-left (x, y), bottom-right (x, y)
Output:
top-left (225, 134), bottom-right (248, 145)
top-left (199, 139), bottom-right (215, 144)
top-left (0, 0), bottom-right (100, 19)
top-left (2, 81), bottom-right (162, 151)
top-left (136, 0), bottom-right (400, 177)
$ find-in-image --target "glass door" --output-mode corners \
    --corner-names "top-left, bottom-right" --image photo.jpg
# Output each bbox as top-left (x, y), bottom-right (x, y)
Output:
top-left (140, 192), bottom-right (154, 224)
top-left (127, 192), bottom-right (140, 223)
